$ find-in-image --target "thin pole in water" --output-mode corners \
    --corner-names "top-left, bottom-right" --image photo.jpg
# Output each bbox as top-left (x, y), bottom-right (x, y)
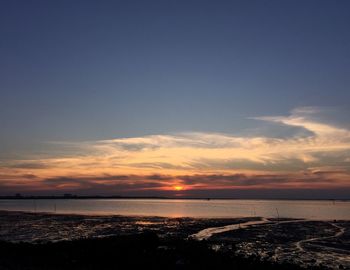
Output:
top-left (276, 208), bottom-right (280, 222)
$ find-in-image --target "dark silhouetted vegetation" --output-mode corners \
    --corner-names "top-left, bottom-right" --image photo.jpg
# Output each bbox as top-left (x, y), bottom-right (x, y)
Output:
top-left (0, 232), bottom-right (325, 270)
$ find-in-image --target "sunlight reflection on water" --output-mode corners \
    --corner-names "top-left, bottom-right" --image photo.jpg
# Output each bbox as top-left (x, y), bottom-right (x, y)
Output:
top-left (0, 199), bottom-right (349, 219)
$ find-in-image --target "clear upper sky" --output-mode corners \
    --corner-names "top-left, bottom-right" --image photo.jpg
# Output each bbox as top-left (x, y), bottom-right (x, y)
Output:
top-left (1, 1), bottom-right (350, 197)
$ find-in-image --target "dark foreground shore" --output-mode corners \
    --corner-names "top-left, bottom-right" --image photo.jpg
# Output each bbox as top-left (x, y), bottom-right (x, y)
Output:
top-left (0, 233), bottom-right (308, 270)
top-left (0, 211), bottom-right (349, 269)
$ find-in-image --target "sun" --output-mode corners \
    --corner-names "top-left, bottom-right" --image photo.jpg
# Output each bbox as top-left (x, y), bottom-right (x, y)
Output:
top-left (173, 185), bottom-right (184, 191)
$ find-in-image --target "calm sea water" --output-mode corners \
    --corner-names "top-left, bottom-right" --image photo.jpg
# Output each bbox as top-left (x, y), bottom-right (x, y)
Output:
top-left (0, 199), bottom-right (349, 220)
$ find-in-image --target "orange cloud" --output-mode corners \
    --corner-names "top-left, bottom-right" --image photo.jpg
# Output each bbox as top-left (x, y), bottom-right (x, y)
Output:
top-left (1, 107), bottom-right (349, 196)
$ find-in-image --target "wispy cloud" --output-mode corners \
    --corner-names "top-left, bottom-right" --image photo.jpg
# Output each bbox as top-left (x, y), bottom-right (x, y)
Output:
top-left (1, 107), bottom-right (349, 195)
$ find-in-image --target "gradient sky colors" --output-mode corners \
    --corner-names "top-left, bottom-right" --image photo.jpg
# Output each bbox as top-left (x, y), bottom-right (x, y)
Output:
top-left (1, 1), bottom-right (350, 198)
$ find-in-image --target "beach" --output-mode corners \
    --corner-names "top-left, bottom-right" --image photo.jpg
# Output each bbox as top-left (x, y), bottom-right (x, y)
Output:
top-left (0, 210), bottom-right (349, 269)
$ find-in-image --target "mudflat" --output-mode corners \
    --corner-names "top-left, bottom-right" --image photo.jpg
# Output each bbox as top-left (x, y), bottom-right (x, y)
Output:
top-left (0, 211), bottom-right (349, 269)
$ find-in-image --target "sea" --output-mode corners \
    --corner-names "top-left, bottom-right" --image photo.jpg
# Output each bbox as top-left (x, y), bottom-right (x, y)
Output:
top-left (0, 199), bottom-right (349, 220)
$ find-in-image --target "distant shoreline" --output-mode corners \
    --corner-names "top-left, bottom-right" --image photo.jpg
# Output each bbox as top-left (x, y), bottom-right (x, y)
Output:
top-left (0, 195), bottom-right (349, 201)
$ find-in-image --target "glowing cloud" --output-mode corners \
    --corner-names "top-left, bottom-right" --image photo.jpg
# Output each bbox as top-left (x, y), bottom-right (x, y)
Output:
top-left (1, 107), bottom-right (350, 195)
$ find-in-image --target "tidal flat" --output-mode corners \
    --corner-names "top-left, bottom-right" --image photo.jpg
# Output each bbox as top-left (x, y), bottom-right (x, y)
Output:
top-left (0, 211), bottom-right (349, 269)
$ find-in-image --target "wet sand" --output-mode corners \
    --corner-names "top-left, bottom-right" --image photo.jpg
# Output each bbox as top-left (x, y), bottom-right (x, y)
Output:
top-left (0, 210), bottom-right (256, 242)
top-left (208, 218), bottom-right (350, 269)
top-left (0, 211), bottom-right (349, 269)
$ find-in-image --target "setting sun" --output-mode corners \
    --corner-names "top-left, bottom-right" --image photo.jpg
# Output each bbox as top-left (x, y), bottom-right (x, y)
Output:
top-left (173, 185), bottom-right (184, 191)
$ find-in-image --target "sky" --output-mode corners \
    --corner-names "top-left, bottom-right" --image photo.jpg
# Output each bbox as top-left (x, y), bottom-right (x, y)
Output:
top-left (0, 0), bottom-right (350, 198)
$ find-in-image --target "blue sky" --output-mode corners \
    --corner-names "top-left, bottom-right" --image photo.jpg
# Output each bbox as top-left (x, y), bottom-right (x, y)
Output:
top-left (1, 1), bottom-right (350, 197)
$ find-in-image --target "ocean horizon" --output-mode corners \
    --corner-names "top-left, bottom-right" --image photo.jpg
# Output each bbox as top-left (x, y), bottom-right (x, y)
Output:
top-left (1, 198), bottom-right (350, 220)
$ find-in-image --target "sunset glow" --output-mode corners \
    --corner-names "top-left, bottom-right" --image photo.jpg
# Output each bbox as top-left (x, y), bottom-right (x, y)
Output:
top-left (0, 107), bottom-right (349, 198)
top-left (1, 1), bottom-right (350, 200)
top-left (174, 186), bottom-right (184, 191)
